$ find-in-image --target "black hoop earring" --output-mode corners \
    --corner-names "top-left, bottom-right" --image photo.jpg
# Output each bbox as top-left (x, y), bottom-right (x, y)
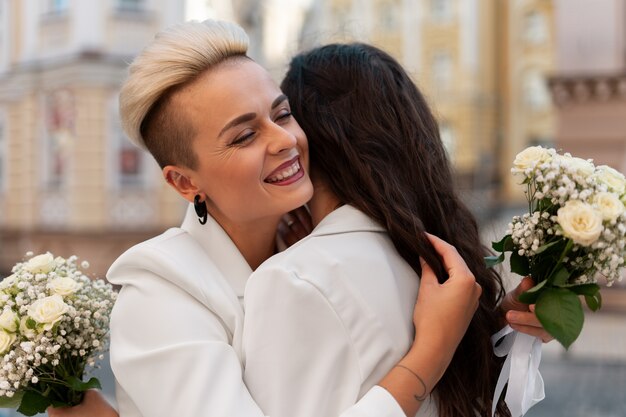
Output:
top-left (194, 195), bottom-right (208, 225)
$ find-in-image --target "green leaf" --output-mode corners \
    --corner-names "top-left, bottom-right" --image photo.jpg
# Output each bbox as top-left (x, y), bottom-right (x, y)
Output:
top-left (584, 295), bottom-right (600, 312)
top-left (65, 376), bottom-right (101, 392)
top-left (535, 197), bottom-right (556, 213)
top-left (566, 283), bottom-right (600, 296)
top-left (485, 253), bottom-right (505, 268)
top-left (518, 279), bottom-right (547, 304)
top-left (26, 318), bottom-right (37, 330)
top-left (535, 288), bottom-right (584, 350)
top-left (510, 251), bottom-right (530, 276)
top-left (0, 391), bottom-right (24, 408)
top-left (492, 235), bottom-right (513, 252)
top-left (534, 240), bottom-right (562, 255)
top-left (549, 266), bottom-right (571, 287)
top-left (17, 390), bottom-right (52, 416)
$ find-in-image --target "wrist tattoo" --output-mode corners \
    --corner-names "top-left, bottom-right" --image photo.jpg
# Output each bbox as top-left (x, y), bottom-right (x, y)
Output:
top-left (395, 364), bottom-right (429, 402)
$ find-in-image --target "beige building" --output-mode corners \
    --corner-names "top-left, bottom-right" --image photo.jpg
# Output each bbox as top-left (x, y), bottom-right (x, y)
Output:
top-left (302, 0), bottom-right (556, 210)
top-left (500, 0), bottom-right (556, 199)
top-left (549, 0), bottom-right (626, 174)
top-left (549, 0), bottom-right (626, 290)
top-left (0, 0), bottom-right (187, 276)
top-left (0, 0), bottom-right (560, 275)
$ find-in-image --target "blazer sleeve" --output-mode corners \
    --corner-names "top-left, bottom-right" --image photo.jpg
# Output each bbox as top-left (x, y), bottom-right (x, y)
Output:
top-left (242, 266), bottom-right (406, 417)
top-left (110, 267), bottom-right (265, 417)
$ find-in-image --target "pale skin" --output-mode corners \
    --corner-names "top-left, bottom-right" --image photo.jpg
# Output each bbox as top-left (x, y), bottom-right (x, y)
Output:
top-left (48, 60), bottom-right (551, 417)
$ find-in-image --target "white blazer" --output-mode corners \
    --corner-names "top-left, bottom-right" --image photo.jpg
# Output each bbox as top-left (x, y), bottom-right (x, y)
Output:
top-left (243, 205), bottom-right (439, 417)
top-left (108, 204), bottom-right (406, 417)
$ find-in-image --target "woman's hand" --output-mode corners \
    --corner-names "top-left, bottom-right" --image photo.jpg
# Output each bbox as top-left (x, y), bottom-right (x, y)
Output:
top-left (500, 276), bottom-right (554, 343)
top-left (407, 233), bottom-right (482, 382)
top-left (379, 234), bottom-right (481, 416)
top-left (276, 206), bottom-right (313, 251)
top-left (47, 390), bottom-right (118, 417)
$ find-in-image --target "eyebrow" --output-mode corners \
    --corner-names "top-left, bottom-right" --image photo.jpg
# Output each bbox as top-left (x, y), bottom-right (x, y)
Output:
top-left (218, 94), bottom-right (289, 138)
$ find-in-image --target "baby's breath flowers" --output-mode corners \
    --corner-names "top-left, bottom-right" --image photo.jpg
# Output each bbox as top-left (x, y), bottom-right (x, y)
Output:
top-left (0, 253), bottom-right (117, 416)
top-left (488, 146), bottom-right (626, 349)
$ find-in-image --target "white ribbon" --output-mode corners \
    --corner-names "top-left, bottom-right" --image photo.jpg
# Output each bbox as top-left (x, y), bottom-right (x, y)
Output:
top-left (491, 325), bottom-right (545, 417)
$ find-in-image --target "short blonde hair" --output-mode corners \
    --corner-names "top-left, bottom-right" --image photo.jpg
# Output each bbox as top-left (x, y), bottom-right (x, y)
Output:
top-left (119, 19), bottom-right (249, 167)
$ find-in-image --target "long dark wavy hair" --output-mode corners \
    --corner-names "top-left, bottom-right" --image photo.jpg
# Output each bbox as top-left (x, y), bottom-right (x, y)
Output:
top-left (281, 43), bottom-right (510, 417)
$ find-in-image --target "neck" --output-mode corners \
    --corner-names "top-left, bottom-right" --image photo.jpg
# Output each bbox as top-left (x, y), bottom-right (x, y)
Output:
top-left (308, 179), bottom-right (342, 227)
top-left (210, 210), bottom-right (279, 271)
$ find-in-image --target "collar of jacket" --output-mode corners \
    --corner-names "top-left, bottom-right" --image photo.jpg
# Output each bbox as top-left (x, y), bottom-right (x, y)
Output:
top-left (180, 204), bottom-right (252, 298)
top-left (309, 204), bottom-right (386, 238)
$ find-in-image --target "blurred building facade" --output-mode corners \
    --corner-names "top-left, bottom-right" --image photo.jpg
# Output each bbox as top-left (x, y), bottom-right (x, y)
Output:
top-left (0, 0), bottom-right (559, 276)
top-left (300, 0), bottom-right (556, 213)
top-left (0, 0), bottom-right (187, 275)
top-left (549, 0), bottom-right (626, 291)
top-left (549, 0), bottom-right (626, 174)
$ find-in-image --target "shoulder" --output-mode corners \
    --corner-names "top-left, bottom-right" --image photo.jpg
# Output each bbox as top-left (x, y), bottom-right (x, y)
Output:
top-left (257, 227), bottom-right (397, 286)
top-left (107, 227), bottom-right (237, 314)
top-left (108, 227), bottom-right (215, 283)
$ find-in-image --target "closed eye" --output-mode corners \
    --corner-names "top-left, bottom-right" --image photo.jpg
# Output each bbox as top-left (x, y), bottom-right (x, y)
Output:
top-left (275, 111), bottom-right (292, 123)
top-left (231, 131), bottom-right (255, 146)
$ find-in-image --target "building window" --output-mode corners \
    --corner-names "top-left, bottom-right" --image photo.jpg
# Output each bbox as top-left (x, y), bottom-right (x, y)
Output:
top-left (431, 0), bottom-right (453, 22)
top-left (43, 90), bottom-right (74, 188)
top-left (109, 96), bottom-right (147, 188)
top-left (117, 0), bottom-right (144, 12)
top-left (523, 70), bottom-right (551, 111)
top-left (43, 0), bottom-right (69, 15)
top-left (524, 11), bottom-right (547, 44)
top-left (116, 134), bottom-right (144, 187)
top-left (432, 51), bottom-right (453, 91)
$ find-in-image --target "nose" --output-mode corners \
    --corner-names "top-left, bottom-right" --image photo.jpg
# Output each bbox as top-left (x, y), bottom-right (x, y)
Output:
top-left (267, 124), bottom-right (298, 155)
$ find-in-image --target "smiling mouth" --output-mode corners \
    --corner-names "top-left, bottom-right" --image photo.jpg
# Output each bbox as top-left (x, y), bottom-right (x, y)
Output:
top-left (265, 157), bottom-right (303, 184)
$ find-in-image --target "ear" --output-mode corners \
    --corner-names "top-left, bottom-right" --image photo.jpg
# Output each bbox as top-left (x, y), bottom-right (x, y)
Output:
top-left (162, 165), bottom-right (201, 203)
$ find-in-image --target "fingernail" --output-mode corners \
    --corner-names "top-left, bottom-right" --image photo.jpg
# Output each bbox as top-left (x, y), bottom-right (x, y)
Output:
top-left (507, 311), bottom-right (518, 322)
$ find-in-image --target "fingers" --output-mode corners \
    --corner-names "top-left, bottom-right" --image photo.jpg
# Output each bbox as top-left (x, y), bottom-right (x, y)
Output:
top-left (418, 257), bottom-right (438, 285)
top-left (508, 322), bottom-right (554, 343)
top-left (424, 233), bottom-right (473, 278)
top-left (500, 277), bottom-right (537, 313)
top-left (277, 209), bottom-right (310, 248)
top-left (506, 310), bottom-right (541, 328)
top-left (513, 276), bottom-right (535, 296)
top-left (506, 309), bottom-right (554, 343)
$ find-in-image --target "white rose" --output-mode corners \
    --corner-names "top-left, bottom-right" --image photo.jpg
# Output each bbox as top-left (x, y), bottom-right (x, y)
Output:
top-left (27, 295), bottom-right (68, 330)
top-left (594, 192), bottom-right (625, 221)
top-left (560, 155), bottom-right (595, 176)
top-left (557, 200), bottom-right (604, 246)
top-left (49, 277), bottom-right (82, 296)
top-left (0, 330), bottom-right (16, 354)
top-left (0, 310), bottom-right (18, 333)
top-left (513, 146), bottom-right (552, 171)
top-left (594, 165), bottom-right (626, 195)
top-left (25, 253), bottom-right (56, 274)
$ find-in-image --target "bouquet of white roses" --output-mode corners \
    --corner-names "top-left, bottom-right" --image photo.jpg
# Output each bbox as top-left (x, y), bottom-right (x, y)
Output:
top-left (0, 252), bottom-right (117, 416)
top-left (488, 146), bottom-right (626, 349)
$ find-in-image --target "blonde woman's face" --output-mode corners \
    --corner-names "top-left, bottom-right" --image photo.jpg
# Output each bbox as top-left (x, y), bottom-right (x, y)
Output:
top-left (178, 59), bottom-right (313, 227)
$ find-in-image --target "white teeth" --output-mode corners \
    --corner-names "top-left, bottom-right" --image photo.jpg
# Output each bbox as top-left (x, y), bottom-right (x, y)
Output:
top-left (267, 160), bottom-right (301, 183)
